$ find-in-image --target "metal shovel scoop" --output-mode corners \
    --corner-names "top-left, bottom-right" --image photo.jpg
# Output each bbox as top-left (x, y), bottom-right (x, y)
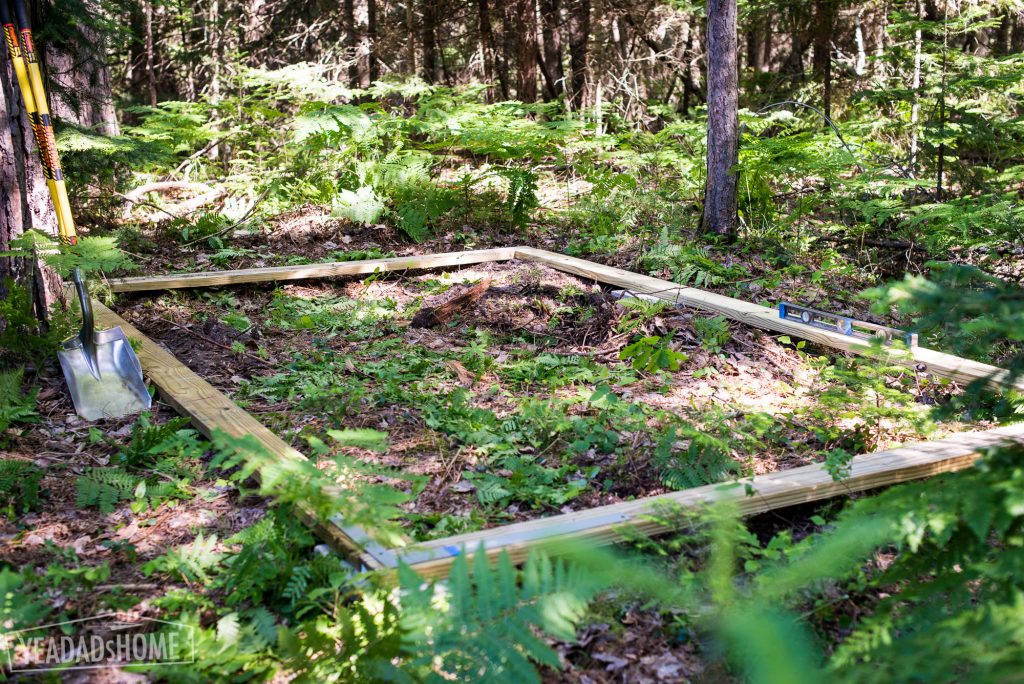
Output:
top-left (58, 269), bottom-right (151, 421)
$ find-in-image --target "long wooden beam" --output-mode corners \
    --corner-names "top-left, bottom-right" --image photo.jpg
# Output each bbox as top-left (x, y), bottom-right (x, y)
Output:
top-left (91, 300), bottom-right (396, 571)
top-left (514, 247), bottom-right (1022, 393)
top-left (399, 423), bottom-right (1024, 578)
top-left (96, 248), bottom-right (1024, 579)
top-left (108, 247), bottom-right (516, 293)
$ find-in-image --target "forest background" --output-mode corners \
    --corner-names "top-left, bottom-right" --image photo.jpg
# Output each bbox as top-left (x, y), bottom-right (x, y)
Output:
top-left (0, 0), bottom-right (1023, 681)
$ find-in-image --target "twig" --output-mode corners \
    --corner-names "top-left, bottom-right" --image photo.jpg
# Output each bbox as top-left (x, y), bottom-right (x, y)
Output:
top-left (180, 186), bottom-right (271, 248)
top-left (162, 318), bottom-right (279, 367)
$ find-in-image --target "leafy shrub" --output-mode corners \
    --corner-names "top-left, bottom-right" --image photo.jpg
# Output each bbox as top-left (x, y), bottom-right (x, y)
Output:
top-left (620, 334), bottom-right (688, 372)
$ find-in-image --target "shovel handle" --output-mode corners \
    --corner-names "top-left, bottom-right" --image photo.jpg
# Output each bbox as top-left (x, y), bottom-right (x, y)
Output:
top-left (72, 268), bottom-right (94, 337)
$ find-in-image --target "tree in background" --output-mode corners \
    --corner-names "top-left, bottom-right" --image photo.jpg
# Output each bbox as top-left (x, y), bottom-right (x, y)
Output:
top-left (702, 0), bottom-right (738, 238)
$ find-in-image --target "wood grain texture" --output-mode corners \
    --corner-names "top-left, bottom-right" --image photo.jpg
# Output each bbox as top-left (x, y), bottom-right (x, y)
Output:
top-left (91, 299), bottom-right (390, 570)
top-left (515, 247), bottom-right (1021, 393)
top-left (109, 248), bottom-right (516, 292)
top-left (400, 423), bottom-right (1024, 578)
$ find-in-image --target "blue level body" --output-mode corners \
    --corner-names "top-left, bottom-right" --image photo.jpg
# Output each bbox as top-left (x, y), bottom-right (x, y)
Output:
top-left (779, 302), bottom-right (918, 347)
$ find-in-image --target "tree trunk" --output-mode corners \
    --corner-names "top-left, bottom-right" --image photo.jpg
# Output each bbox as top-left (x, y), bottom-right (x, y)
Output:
top-left (421, 0), bottom-right (438, 82)
top-left (746, 21), bottom-right (762, 72)
top-left (514, 0), bottom-right (538, 102)
top-left (538, 0), bottom-right (563, 100)
top-left (909, 0), bottom-right (924, 175)
top-left (42, 0), bottom-right (119, 135)
top-left (813, 0), bottom-right (834, 119)
top-left (368, 0), bottom-right (378, 81)
top-left (405, 0), bottom-right (417, 74)
top-left (477, 0), bottom-right (501, 97)
top-left (566, 0), bottom-right (589, 110)
top-left (702, 0), bottom-right (738, 238)
top-left (346, 0), bottom-right (373, 87)
top-left (0, 44), bottom-right (61, 323)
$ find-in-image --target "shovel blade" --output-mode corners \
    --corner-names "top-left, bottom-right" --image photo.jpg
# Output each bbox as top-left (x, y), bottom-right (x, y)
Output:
top-left (58, 326), bottom-right (151, 421)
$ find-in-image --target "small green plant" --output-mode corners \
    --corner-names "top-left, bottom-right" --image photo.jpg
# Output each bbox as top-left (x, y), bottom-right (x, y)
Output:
top-left (0, 459), bottom-right (44, 518)
top-left (620, 334), bottom-right (688, 372)
top-left (693, 315), bottom-right (732, 352)
top-left (0, 281), bottom-right (74, 367)
top-left (0, 368), bottom-right (39, 441)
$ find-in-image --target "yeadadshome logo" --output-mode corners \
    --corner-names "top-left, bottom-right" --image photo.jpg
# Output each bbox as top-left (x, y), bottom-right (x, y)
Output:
top-left (1, 613), bottom-right (196, 673)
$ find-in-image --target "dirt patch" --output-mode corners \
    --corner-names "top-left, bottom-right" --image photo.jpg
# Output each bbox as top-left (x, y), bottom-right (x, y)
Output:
top-left (109, 258), bottom-right (974, 542)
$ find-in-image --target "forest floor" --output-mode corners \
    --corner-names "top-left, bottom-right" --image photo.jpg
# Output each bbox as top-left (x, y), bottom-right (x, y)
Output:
top-left (1, 208), bottom-right (1010, 682)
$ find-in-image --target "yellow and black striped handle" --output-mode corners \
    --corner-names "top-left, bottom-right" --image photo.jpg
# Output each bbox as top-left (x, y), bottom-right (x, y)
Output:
top-left (1, 0), bottom-right (77, 245)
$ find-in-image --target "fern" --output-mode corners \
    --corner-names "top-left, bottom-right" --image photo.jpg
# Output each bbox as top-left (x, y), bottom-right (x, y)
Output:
top-left (143, 532), bottom-right (225, 583)
top-left (117, 414), bottom-right (197, 467)
top-left (75, 467), bottom-right (139, 514)
top-left (398, 547), bottom-right (603, 683)
top-left (0, 368), bottom-right (39, 439)
top-left (0, 459), bottom-right (44, 517)
top-left (653, 424), bottom-right (738, 489)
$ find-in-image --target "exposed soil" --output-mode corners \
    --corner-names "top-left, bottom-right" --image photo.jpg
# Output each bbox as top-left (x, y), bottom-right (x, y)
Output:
top-left (111, 258), bottom-right (976, 542)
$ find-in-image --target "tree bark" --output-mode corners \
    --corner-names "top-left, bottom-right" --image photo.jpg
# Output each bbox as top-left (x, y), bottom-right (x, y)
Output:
top-left (421, 0), bottom-right (438, 82)
top-left (367, 0), bottom-right (378, 82)
top-left (702, 0), bottom-right (738, 238)
top-left (813, 0), bottom-right (834, 119)
top-left (42, 0), bottom-right (119, 135)
top-left (566, 0), bottom-right (589, 110)
top-left (538, 0), bottom-right (563, 100)
top-left (405, 0), bottom-right (417, 74)
top-left (477, 0), bottom-right (501, 97)
top-left (514, 0), bottom-right (538, 102)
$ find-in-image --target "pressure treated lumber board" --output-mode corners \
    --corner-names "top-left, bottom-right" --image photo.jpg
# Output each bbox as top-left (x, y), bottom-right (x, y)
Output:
top-left (515, 247), bottom-right (1022, 393)
top-left (90, 299), bottom-right (393, 571)
top-left (108, 247), bottom-right (516, 293)
top-left (399, 423), bottom-right (1024, 578)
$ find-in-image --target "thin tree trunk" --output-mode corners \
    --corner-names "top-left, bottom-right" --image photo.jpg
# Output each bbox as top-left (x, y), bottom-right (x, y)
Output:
top-left (567, 0), bottom-right (589, 110)
top-left (746, 21), bottom-right (762, 72)
top-left (909, 0), bottom-right (924, 175)
top-left (477, 0), bottom-right (500, 96)
top-left (854, 7), bottom-right (867, 76)
top-left (702, 0), bottom-right (738, 238)
top-left (344, 0), bottom-right (359, 86)
top-left (405, 0), bottom-right (417, 74)
top-left (421, 0), bottom-right (438, 82)
top-left (367, 0), bottom-right (378, 82)
top-left (813, 0), bottom-right (834, 119)
top-left (539, 0), bottom-right (563, 100)
top-left (514, 0), bottom-right (538, 101)
top-left (143, 0), bottom-right (157, 105)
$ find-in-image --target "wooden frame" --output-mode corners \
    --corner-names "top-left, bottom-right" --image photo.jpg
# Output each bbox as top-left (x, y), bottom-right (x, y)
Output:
top-left (100, 248), bottom-right (1024, 578)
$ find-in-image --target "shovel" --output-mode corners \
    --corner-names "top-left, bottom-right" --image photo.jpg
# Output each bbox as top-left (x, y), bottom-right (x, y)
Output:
top-left (57, 269), bottom-right (151, 421)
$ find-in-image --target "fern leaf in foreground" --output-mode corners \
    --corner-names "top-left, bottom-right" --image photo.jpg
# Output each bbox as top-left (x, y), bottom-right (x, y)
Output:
top-left (399, 547), bottom-right (603, 683)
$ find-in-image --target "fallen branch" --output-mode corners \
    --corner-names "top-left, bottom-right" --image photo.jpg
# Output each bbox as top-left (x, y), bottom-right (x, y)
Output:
top-left (122, 181), bottom-right (227, 223)
top-left (411, 278), bottom-right (492, 327)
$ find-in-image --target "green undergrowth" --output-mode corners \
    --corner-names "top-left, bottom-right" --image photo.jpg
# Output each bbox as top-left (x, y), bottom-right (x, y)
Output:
top-left (207, 281), bottom-right (966, 541)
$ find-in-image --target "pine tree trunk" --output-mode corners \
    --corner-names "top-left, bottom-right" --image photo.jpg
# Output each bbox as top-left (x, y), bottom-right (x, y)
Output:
top-left (514, 0), bottom-right (538, 102)
top-left (42, 0), bottom-right (119, 135)
top-left (0, 48), bottom-right (62, 323)
top-left (477, 0), bottom-right (499, 97)
top-left (367, 0), bottom-right (378, 82)
top-left (539, 0), bottom-right (563, 100)
top-left (421, 0), bottom-right (438, 82)
top-left (702, 0), bottom-right (738, 238)
top-left (567, 0), bottom-right (589, 110)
